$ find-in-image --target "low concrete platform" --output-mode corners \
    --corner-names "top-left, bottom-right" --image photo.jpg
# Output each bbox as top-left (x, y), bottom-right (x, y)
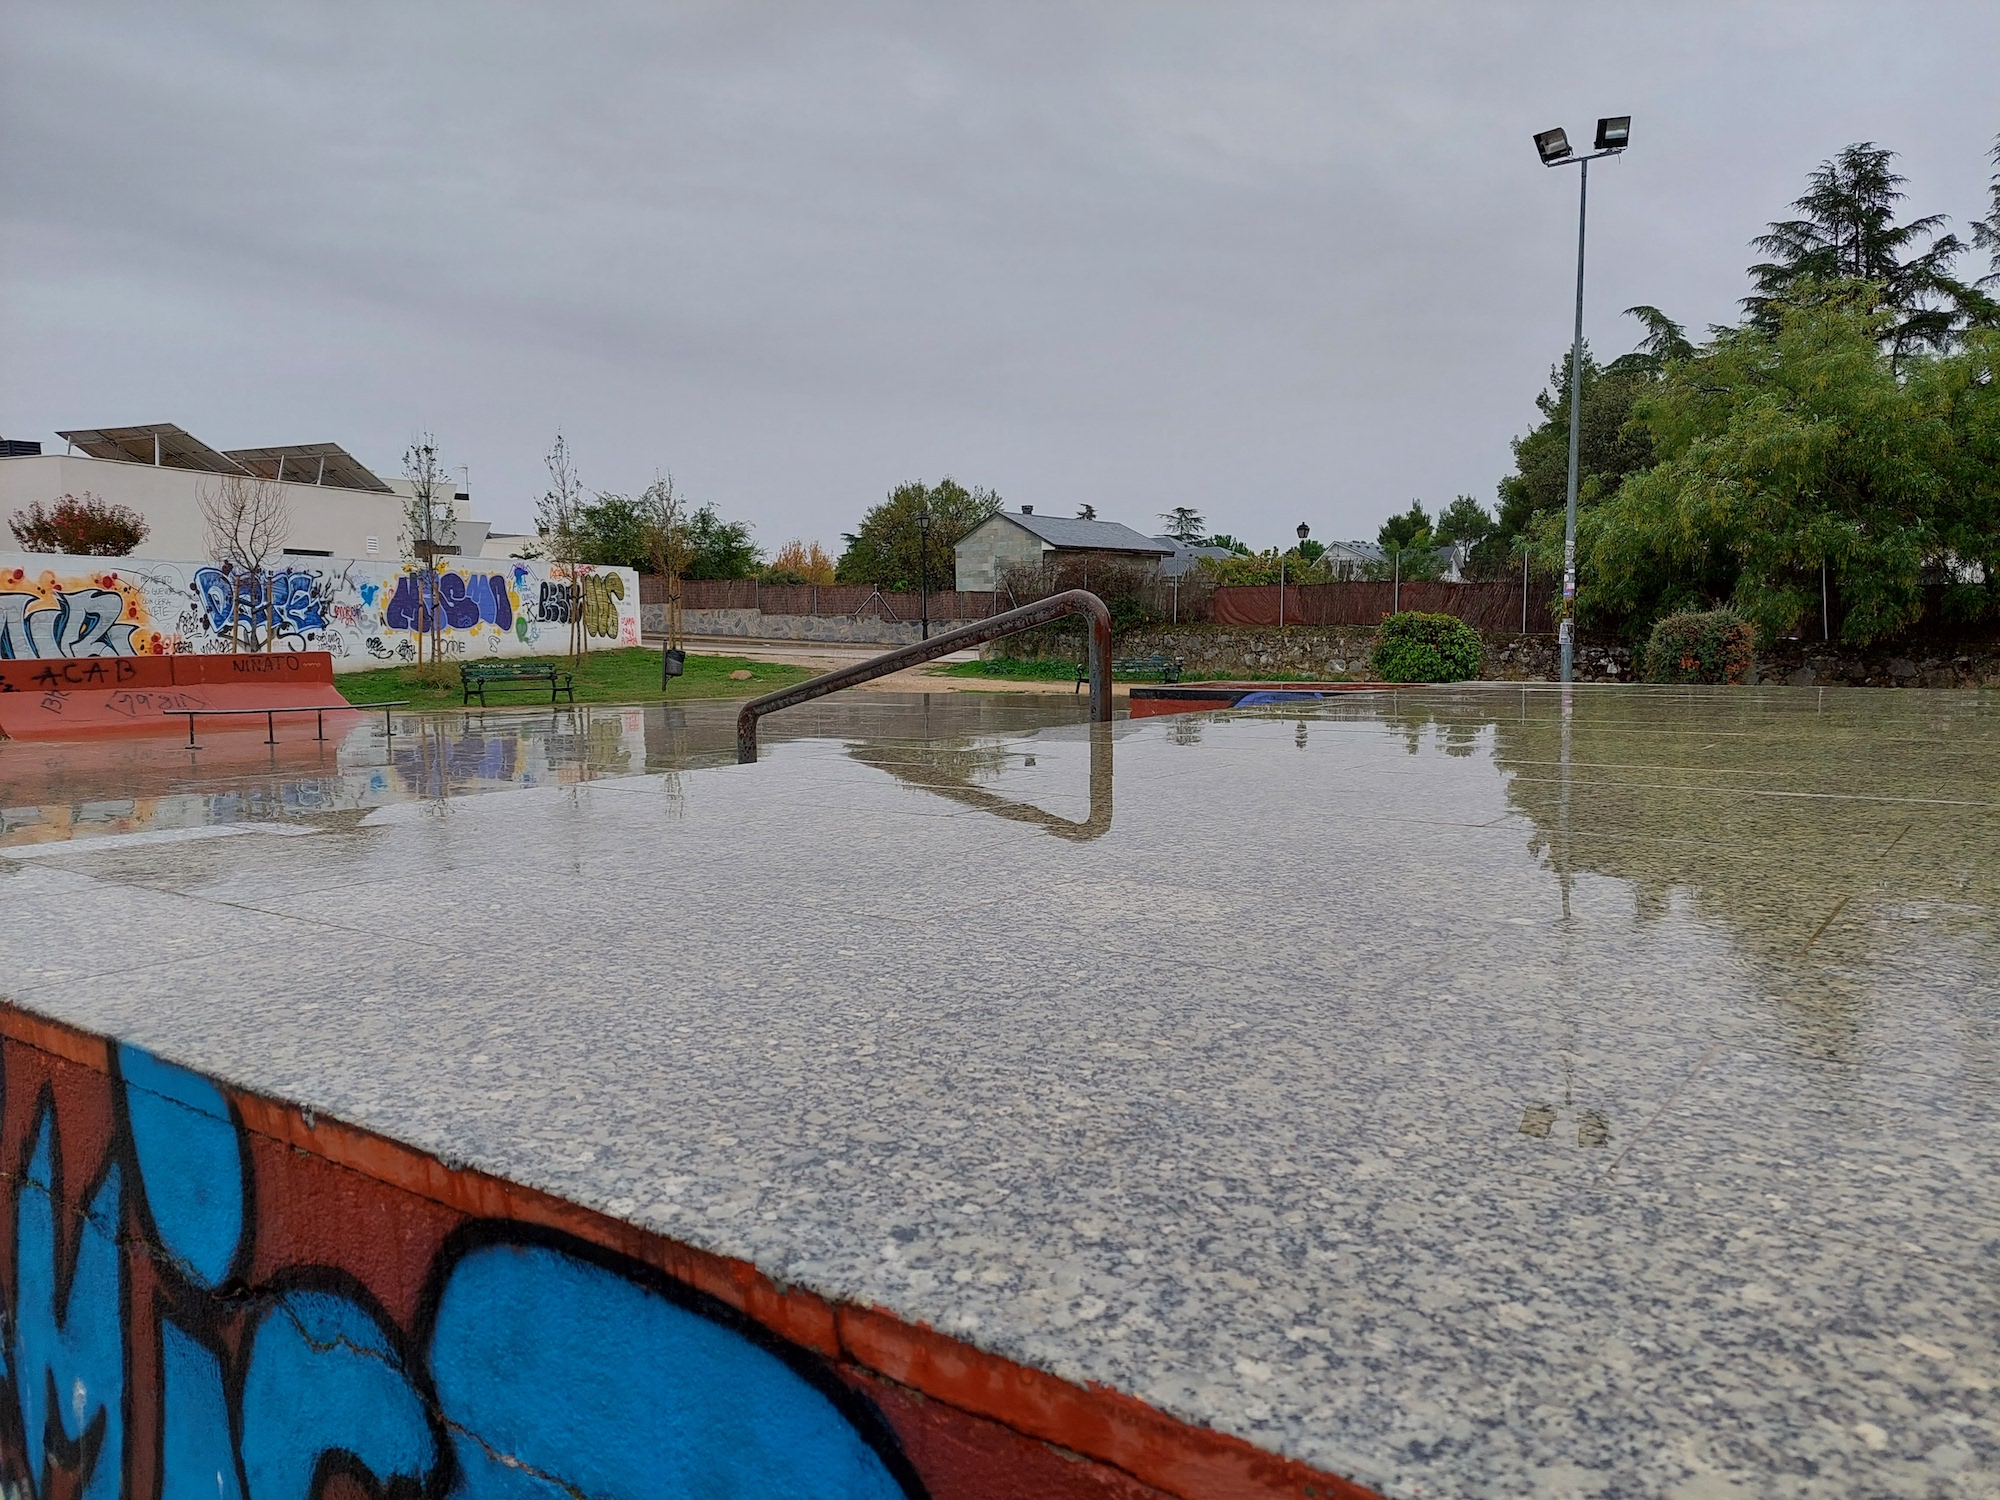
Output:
top-left (2, 685), bottom-right (1996, 1496)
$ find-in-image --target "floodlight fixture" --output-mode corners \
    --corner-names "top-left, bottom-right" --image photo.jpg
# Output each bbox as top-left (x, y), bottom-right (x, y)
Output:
top-left (1532, 111), bottom-right (1634, 682)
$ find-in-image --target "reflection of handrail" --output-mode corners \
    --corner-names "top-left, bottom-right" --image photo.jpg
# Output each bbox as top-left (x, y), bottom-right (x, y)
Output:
top-left (736, 589), bottom-right (1114, 763)
top-left (847, 722), bottom-right (1114, 841)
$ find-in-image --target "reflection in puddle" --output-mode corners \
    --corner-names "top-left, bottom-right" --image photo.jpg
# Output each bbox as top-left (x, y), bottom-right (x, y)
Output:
top-left (0, 694), bottom-right (1096, 849)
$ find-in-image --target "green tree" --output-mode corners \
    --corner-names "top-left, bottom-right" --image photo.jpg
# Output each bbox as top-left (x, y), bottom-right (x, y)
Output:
top-left (835, 478), bottom-right (1000, 590)
top-left (1494, 344), bottom-right (1659, 550)
top-left (575, 491), bottom-right (651, 569)
top-left (683, 504), bottom-right (762, 579)
top-left (1973, 135), bottom-right (2000, 288)
top-left (1432, 495), bottom-right (1495, 549)
top-left (1376, 501), bottom-right (1431, 551)
top-left (1159, 506), bottom-right (1207, 543)
top-left (1539, 287), bottom-right (2000, 646)
top-left (1746, 142), bottom-right (1991, 362)
top-left (1204, 533), bottom-right (1251, 556)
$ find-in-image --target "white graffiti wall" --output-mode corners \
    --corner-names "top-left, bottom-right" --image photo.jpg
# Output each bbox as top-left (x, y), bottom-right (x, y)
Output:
top-left (0, 552), bottom-right (641, 672)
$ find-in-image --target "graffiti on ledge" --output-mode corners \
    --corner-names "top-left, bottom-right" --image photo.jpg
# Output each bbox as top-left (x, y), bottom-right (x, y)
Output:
top-left (0, 1031), bottom-right (925, 1499)
top-left (0, 553), bottom-right (642, 668)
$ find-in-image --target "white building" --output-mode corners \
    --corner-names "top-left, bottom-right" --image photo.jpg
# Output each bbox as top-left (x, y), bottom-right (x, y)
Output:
top-left (0, 424), bottom-right (493, 561)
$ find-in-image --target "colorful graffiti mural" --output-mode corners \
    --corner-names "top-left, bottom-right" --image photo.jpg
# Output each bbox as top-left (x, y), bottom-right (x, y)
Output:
top-left (0, 553), bottom-right (641, 670)
top-left (0, 567), bottom-right (157, 659)
top-left (0, 1007), bottom-right (1357, 1500)
top-left (2, 1024), bottom-right (921, 1498)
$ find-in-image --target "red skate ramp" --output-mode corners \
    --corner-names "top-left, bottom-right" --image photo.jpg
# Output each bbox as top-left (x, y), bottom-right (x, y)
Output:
top-left (0, 651), bottom-right (354, 739)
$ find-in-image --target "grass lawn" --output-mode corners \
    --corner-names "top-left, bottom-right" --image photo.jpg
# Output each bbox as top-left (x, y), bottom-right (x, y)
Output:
top-left (336, 647), bottom-right (812, 710)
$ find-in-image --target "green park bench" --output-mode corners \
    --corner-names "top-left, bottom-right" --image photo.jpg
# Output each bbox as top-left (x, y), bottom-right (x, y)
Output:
top-left (1074, 655), bottom-right (1183, 692)
top-left (461, 661), bottom-right (577, 706)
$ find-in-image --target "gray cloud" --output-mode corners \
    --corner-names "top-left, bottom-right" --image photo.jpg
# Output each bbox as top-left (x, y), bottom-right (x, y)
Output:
top-left (4, 1), bottom-right (1995, 545)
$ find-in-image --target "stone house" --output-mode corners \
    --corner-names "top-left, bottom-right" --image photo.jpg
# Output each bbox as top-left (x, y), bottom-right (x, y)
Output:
top-left (953, 508), bottom-right (1173, 591)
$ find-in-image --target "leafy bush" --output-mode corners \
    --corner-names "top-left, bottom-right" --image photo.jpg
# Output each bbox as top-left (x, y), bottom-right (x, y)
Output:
top-left (1642, 609), bottom-right (1755, 684)
top-left (8, 492), bottom-right (150, 555)
top-left (1372, 611), bottom-right (1484, 683)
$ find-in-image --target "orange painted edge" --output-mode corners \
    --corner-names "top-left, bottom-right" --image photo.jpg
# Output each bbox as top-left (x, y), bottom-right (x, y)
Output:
top-left (837, 1303), bottom-right (1380, 1500)
top-left (0, 1002), bottom-right (1380, 1500)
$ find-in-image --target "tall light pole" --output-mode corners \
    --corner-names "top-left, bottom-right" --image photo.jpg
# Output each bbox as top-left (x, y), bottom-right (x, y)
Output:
top-left (916, 504), bottom-right (932, 640)
top-left (1534, 115), bottom-right (1629, 684)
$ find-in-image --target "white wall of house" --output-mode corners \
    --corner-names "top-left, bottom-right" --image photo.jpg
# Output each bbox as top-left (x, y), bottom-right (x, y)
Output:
top-left (0, 454), bottom-right (490, 562)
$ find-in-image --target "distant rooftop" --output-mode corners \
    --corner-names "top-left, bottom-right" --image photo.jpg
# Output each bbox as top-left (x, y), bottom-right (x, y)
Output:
top-left (998, 509), bottom-right (1172, 555)
top-left (51, 424), bottom-right (392, 492)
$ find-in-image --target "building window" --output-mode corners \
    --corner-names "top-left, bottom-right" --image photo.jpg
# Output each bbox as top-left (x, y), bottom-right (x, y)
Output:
top-left (282, 547), bottom-right (332, 557)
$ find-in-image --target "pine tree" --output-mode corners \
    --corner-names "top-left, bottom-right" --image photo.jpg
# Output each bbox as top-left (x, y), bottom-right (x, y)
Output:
top-left (1971, 134), bottom-right (2000, 289)
top-left (1745, 143), bottom-right (1988, 362)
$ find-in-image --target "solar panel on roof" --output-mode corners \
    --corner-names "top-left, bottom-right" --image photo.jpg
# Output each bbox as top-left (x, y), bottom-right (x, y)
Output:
top-left (57, 424), bottom-right (247, 475)
top-left (222, 444), bottom-right (392, 493)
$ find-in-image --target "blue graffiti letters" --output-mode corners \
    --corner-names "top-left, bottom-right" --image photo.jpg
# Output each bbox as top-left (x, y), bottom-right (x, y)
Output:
top-left (0, 589), bottom-right (136, 659)
top-left (239, 1290), bottom-right (436, 1499)
top-left (429, 1238), bottom-right (910, 1499)
top-left (160, 1321), bottom-right (242, 1500)
top-left (120, 1042), bottom-right (244, 1288)
top-left (11, 1107), bottom-right (124, 1500)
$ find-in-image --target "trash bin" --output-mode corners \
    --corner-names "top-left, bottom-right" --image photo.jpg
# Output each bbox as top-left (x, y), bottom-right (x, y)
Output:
top-left (662, 647), bottom-right (686, 683)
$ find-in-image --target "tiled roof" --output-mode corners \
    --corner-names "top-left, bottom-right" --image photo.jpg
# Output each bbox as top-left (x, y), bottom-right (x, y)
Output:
top-left (997, 512), bottom-right (1173, 554)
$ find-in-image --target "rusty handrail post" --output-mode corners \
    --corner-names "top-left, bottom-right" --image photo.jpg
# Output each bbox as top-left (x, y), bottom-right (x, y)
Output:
top-left (737, 588), bottom-right (1113, 762)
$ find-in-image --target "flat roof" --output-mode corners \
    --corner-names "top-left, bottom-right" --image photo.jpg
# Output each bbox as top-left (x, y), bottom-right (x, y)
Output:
top-left (3, 686), bottom-right (1995, 1497)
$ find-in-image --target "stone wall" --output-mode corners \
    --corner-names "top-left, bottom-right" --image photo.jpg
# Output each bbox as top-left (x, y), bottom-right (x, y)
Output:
top-left (657, 606), bottom-right (947, 646)
top-left (981, 621), bottom-right (2000, 687)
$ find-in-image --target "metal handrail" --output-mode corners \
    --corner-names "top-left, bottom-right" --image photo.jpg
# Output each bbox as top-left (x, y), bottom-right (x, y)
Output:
top-left (736, 588), bottom-right (1114, 763)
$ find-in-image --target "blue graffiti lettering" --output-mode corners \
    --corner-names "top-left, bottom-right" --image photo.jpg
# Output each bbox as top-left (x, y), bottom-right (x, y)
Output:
top-left (238, 1291), bottom-right (436, 1498)
top-left (430, 1240), bottom-right (908, 1498)
top-left (161, 1320), bottom-right (241, 1500)
top-left (120, 1043), bottom-right (243, 1288)
top-left (12, 1107), bottom-right (123, 1500)
top-left (0, 589), bottom-right (137, 659)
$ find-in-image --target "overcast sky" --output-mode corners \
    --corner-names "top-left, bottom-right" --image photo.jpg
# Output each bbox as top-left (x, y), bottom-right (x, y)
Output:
top-left (4, 2), bottom-right (1996, 550)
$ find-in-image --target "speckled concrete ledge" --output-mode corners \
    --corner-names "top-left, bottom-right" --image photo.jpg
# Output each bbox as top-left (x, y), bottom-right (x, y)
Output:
top-left (2, 685), bottom-right (1995, 1497)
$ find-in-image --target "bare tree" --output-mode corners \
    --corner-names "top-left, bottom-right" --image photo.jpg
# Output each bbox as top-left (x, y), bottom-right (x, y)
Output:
top-left (199, 473), bottom-right (291, 652)
top-left (536, 433), bottom-right (589, 662)
top-left (639, 474), bottom-right (693, 661)
top-left (402, 433), bottom-right (451, 665)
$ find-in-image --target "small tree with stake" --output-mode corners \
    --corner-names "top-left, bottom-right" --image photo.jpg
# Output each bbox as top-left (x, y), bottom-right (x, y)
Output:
top-left (401, 433), bottom-right (451, 667)
top-left (638, 475), bottom-right (695, 683)
top-left (536, 434), bottom-right (590, 663)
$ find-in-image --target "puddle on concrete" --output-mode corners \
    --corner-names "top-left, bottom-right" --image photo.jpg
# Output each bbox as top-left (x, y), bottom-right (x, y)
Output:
top-left (0, 693), bottom-right (1095, 849)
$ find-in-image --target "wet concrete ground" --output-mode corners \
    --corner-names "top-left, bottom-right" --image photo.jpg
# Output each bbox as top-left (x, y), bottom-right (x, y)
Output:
top-left (1, 684), bottom-right (1995, 1497)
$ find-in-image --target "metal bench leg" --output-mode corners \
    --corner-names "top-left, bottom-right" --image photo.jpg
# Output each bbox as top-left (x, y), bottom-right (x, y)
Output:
top-left (266, 710), bottom-right (277, 745)
top-left (186, 715), bottom-right (197, 748)
top-left (316, 709), bottom-right (325, 740)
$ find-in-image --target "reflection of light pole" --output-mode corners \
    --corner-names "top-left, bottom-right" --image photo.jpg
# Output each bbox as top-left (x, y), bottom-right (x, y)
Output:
top-left (1534, 115), bottom-right (1630, 684)
top-left (916, 505), bottom-right (932, 641)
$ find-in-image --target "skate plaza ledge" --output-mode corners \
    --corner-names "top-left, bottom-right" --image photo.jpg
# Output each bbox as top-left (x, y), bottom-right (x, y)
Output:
top-left (0, 687), bottom-right (1992, 1498)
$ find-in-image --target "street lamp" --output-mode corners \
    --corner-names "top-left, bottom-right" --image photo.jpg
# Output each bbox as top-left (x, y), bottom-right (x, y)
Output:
top-left (916, 504), bottom-right (932, 641)
top-left (1296, 522), bottom-right (1311, 546)
top-left (1535, 114), bottom-right (1630, 684)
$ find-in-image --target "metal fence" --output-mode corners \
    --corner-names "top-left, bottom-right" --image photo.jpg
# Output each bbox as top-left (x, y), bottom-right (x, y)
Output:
top-left (1209, 580), bottom-right (1555, 633)
top-left (647, 577), bottom-right (1006, 621)
top-left (641, 575), bottom-right (1557, 633)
